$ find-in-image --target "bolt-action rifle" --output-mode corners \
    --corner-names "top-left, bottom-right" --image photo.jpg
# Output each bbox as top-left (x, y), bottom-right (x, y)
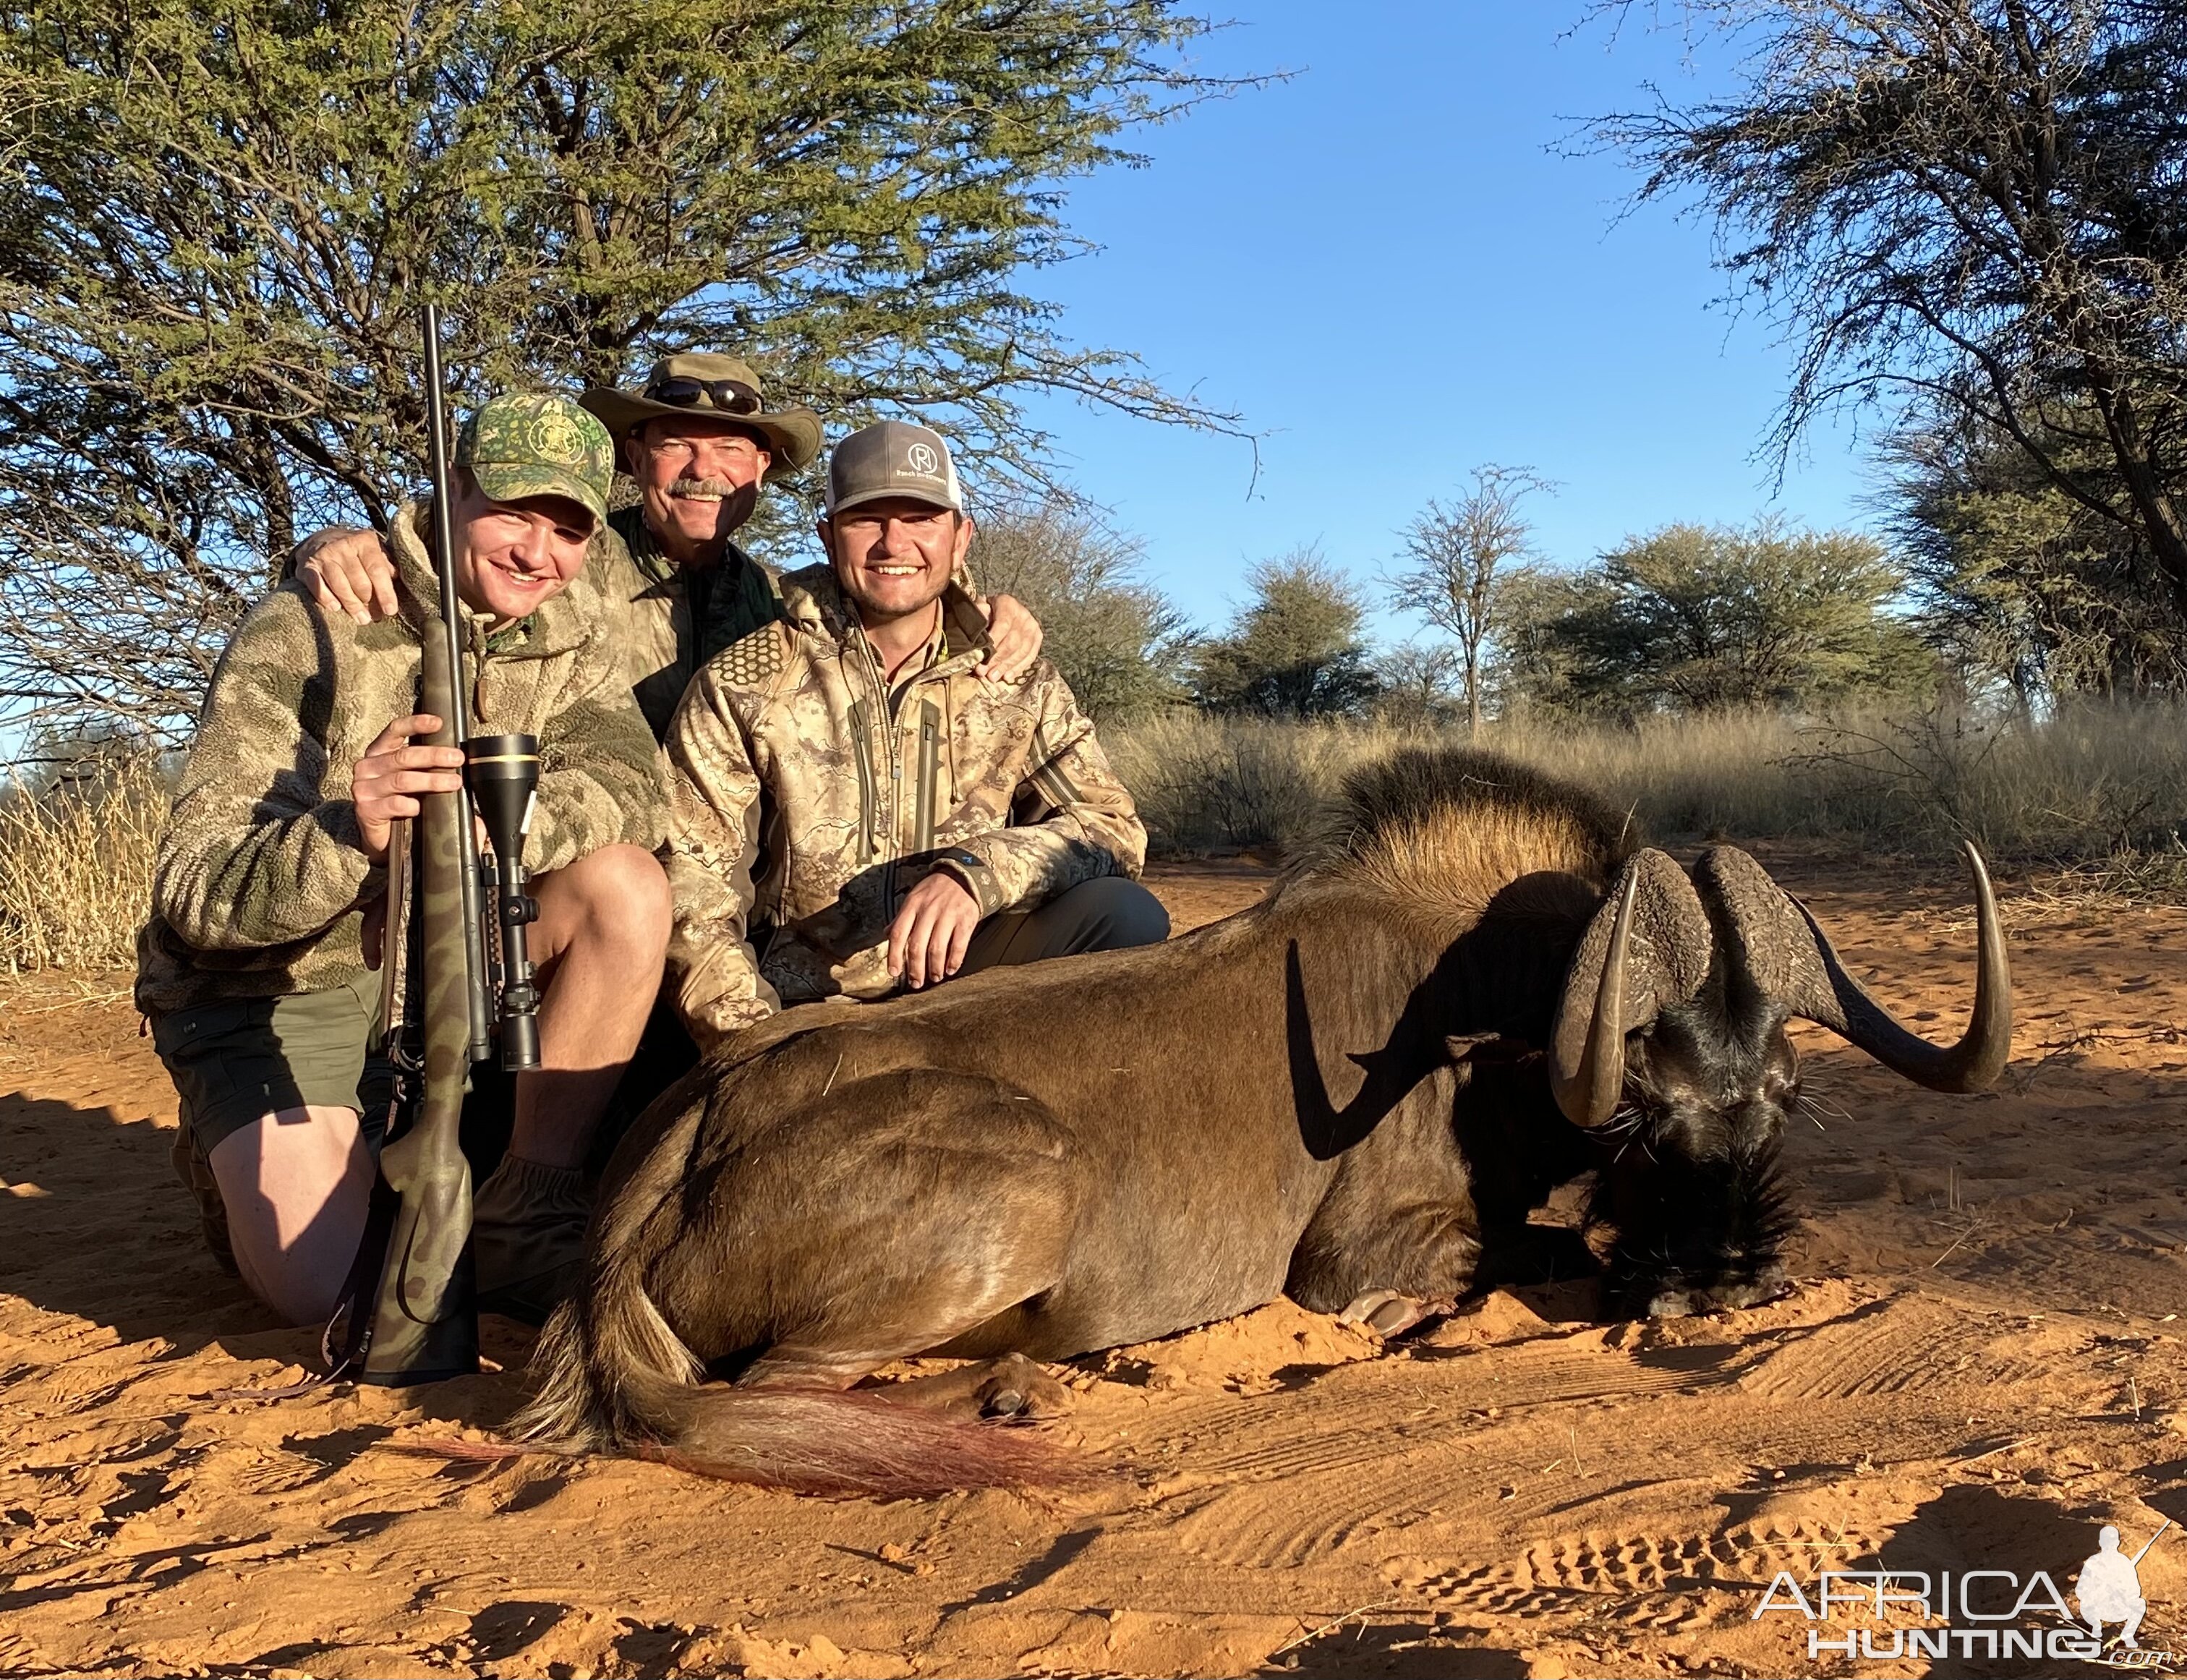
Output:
top-left (336, 305), bottom-right (546, 1386)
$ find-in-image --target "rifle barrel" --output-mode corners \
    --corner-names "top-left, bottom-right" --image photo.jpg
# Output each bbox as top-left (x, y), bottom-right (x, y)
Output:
top-left (419, 304), bottom-right (493, 1064)
top-left (2131, 1518), bottom-right (2171, 1566)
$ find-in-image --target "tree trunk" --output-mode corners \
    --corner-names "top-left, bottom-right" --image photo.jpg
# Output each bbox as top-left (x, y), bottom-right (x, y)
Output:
top-left (2090, 382), bottom-right (2187, 623)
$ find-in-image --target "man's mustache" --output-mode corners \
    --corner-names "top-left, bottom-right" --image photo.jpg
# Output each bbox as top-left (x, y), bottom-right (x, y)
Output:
top-left (668, 477), bottom-right (743, 498)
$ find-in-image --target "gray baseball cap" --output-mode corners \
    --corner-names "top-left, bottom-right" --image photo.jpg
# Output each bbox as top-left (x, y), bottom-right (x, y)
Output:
top-left (825, 419), bottom-right (963, 518)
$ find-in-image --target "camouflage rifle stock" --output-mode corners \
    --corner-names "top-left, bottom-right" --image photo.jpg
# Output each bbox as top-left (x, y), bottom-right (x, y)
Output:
top-left (355, 304), bottom-right (490, 1385)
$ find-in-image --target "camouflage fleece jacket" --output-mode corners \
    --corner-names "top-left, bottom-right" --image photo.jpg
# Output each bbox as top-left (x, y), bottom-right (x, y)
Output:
top-left (665, 562), bottom-right (1146, 1049)
top-left (137, 499), bottom-right (666, 1016)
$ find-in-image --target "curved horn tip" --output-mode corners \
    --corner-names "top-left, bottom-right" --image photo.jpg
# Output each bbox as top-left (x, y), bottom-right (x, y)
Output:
top-left (1958, 837), bottom-right (2013, 1091)
top-left (1551, 866), bottom-right (1640, 1130)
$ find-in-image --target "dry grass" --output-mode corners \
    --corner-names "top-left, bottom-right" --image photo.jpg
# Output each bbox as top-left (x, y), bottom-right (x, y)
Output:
top-left (1109, 701), bottom-right (2187, 874)
top-left (1934, 843), bottom-right (2187, 933)
top-left (0, 755), bottom-right (167, 976)
top-left (4, 702), bottom-right (2183, 978)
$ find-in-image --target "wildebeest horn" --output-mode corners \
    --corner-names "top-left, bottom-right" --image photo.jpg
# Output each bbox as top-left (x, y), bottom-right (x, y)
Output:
top-left (1694, 844), bottom-right (2013, 1093)
top-left (1549, 850), bottom-right (1714, 1127)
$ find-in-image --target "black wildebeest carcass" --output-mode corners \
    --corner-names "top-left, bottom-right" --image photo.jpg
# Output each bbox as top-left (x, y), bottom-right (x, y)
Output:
top-left (510, 747), bottom-right (2009, 1492)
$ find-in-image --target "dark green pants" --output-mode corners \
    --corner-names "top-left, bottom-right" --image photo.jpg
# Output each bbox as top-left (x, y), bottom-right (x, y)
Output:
top-left (150, 978), bottom-right (395, 1271)
top-left (956, 875), bottom-right (1171, 973)
top-left (608, 876), bottom-right (1172, 1137)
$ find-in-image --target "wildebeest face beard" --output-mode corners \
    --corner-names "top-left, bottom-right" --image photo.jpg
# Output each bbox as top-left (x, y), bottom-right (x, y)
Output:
top-left (1587, 997), bottom-right (1799, 1317)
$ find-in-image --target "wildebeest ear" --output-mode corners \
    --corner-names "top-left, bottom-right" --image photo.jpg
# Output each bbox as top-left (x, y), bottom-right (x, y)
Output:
top-left (1548, 849), bottom-right (1713, 1127)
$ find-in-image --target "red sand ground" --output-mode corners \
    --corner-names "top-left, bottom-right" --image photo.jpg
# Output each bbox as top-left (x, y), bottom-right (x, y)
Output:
top-left (1, 855), bottom-right (2183, 1679)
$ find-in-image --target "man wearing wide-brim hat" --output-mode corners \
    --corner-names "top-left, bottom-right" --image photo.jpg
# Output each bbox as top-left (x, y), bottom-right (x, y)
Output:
top-left (292, 351), bottom-right (1046, 743)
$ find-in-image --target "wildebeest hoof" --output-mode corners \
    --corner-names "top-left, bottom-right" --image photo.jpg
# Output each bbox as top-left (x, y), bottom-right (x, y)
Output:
top-left (973, 1355), bottom-right (1069, 1420)
top-left (883, 1352), bottom-right (1070, 1420)
top-left (1339, 1289), bottom-right (1454, 1338)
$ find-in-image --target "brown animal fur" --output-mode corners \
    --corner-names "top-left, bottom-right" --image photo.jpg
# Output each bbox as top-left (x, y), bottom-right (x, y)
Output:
top-left (1292, 751), bottom-right (1631, 936)
top-left (508, 748), bottom-right (1640, 1493)
top-left (511, 745), bottom-right (1993, 1493)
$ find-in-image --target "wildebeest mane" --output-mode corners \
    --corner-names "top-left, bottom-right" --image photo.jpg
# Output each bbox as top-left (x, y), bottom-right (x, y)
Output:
top-left (1285, 746), bottom-right (1637, 935)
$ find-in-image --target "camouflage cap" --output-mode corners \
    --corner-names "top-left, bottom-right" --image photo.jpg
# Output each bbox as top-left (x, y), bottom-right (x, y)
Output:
top-left (456, 393), bottom-right (615, 532)
top-left (825, 419), bottom-right (963, 518)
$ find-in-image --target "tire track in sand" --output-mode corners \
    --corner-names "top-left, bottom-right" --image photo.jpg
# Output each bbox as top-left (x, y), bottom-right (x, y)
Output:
top-left (1734, 1292), bottom-right (2039, 1403)
top-left (1159, 1336), bottom-right (1749, 1570)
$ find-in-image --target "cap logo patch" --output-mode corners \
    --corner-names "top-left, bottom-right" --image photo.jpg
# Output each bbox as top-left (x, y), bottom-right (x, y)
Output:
top-left (529, 409), bottom-right (587, 464)
top-left (905, 442), bottom-right (940, 476)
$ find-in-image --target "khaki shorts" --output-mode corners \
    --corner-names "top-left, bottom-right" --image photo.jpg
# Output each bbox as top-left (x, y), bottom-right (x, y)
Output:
top-left (150, 978), bottom-right (393, 1271)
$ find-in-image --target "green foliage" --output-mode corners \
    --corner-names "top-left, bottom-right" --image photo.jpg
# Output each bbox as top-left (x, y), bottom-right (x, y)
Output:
top-left (0, 0), bottom-right (1245, 746)
top-left (1884, 414), bottom-right (2187, 707)
top-left (966, 498), bottom-right (1191, 722)
top-left (1600, 0), bottom-right (2187, 656)
top-left (1498, 521), bottom-right (1935, 718)
top-left (1188, 551), bottom-right (1381, 720)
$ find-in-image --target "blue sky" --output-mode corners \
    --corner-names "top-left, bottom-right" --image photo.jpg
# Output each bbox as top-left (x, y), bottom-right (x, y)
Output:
top-left (1011, 4), bottom-right (1880, 639)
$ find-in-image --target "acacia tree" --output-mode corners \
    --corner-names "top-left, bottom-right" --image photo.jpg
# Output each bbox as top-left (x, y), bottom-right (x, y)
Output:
top-left (963, 496), bottom-right (1193, 722)
top-left (1188, 551), bottom-right (1381, 720)
top-left (1385, 465), bottom-right (1551, 737)
top-left (1373, 641), bottom-right (1465, 729)
top-left (0, 0), bottom-right (1248, 749)
top-left (1884, 412), bottom-right (2187, 706)
top-left (1597, 0), bottom-right (2187, 621)
top-left (1498, 521), bottom-right (1933, 716)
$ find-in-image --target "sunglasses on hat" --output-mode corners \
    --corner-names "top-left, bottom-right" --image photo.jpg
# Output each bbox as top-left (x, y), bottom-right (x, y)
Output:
top-left (644, 375), bottom-right (762, 416)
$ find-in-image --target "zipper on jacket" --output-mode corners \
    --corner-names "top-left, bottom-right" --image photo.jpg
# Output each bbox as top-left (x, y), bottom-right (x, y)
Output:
top-left (914, 701), bottom-right (942, 856)
top-left (850, 632), bottom-right (902, 916)
top-left (847, 698), bottom-right (879, 863)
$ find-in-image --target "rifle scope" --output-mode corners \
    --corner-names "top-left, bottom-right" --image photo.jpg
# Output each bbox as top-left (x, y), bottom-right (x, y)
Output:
top-left (464, 732), bottom-right (543, 1070)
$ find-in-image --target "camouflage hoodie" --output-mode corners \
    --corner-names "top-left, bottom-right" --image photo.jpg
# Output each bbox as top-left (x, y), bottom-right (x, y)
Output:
top-left (666, 562), bottom-right (1146, 1048)
top-left (137, 499), bottom-right (666, 1016)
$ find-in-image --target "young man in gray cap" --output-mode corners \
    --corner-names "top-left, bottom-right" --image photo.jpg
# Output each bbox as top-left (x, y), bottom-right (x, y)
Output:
top-left (292, 354), bottom-right (1048, 741)
top-left (665, 419), bottom-right (1169, 1047)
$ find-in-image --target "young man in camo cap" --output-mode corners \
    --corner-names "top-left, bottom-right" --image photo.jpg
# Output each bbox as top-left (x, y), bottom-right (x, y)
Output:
top-left (665, 419), bottom-right (1169, 1047)
top-left (137, 393), bottom-right (671, 1329)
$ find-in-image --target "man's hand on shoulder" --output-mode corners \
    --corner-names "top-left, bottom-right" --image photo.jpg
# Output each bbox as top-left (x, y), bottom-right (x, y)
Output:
top-left (294, 526), bottom-right (400, 624)
top-left (976, 592), bottom-right (1044, 683)
top-left (887, 869), bottom-right (982, 989)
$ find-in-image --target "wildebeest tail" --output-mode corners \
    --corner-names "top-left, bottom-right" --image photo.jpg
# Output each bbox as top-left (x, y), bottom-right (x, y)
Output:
top-left (502, 1258), bottom-right (1069, 1497)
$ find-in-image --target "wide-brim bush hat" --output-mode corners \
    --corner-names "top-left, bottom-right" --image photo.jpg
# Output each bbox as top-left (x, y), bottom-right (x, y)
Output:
top-left (581, 352), bottom-right (823, 481)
